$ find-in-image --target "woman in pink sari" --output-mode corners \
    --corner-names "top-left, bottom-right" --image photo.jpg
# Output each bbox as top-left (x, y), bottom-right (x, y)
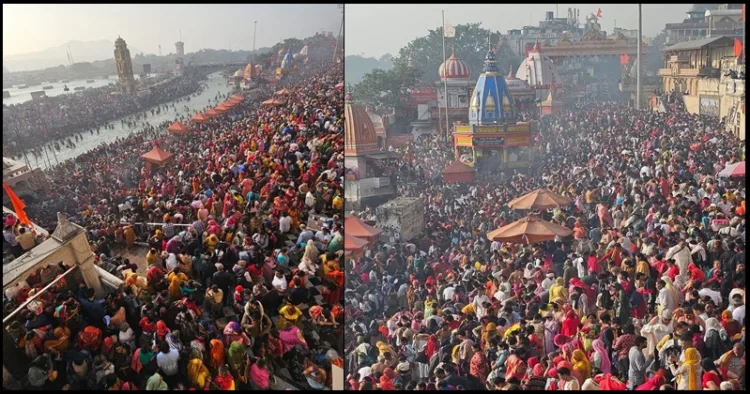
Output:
top-left (590, 338), bottom-right (611, 374)
top-left (279, 325), bottom-right (309, 355)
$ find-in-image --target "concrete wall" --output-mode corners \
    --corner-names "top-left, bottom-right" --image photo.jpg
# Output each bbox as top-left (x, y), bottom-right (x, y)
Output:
top-left (683, 95), bottom-right (700, 114)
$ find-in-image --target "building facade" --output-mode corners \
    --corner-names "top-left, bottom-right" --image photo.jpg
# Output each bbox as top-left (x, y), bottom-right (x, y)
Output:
top-left (665, 5), bottom-right (743, 45)
top-left (506, 8), bottom-right (584, 57)
top-left (175, 41), bottom-right (185, 56)
top-left (658, 36), bottom-right (735, 114)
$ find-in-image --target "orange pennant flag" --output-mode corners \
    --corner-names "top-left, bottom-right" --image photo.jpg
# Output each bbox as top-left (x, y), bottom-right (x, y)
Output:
top-left (596, 8), bottom-right (603, 18)
top-left (3, 182), bottom-right (31, 226)
top-left (735, 39), bottom-right (743, 59)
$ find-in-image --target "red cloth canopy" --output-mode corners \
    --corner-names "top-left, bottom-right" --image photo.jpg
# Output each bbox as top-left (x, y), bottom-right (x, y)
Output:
top-left (205, 108), bottom-right (220, 118)
top-left (442, 161), bottom-right (474, 184)
top-left (344, 234), bottom-right (369, 251)
top-left (344, 216), bottom-right (383, 242)
top-left (167, 121), bottom-right (188, 135)
top-left (718, 161), bottom-right (745, 178)
top-left (191, 113), bottom-right (208, 124)
top-left (214, 105), bottom-right (229, 113)
top-left (141, 145), bottom-right (173, 166)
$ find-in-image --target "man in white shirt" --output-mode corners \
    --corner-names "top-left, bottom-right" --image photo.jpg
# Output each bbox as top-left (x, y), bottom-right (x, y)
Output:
top-left (279, 212), bottom-right (292, 233)
top-left (698, 282), bottom-right (722, 306)
top-left (271, 269), bottom-right (288, 292)
top-left (156, 342), bottom-right (180, 377)
top-left (442, 284), bottom-right (456, 303)
top-left (666, 239), bottom-right (692, 275)
top-left (472, 288), bottom-right (491, 319)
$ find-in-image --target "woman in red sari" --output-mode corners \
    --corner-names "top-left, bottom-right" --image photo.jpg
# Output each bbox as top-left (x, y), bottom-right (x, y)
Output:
top-left (504, 348), bottom-right (528, 381)
top-left (325, 269), bottom-right (344, 306)
top-left (561, 309), bottom-right (580, 337)
top-left (213, 365), bottom-right (235, 390)
top-left (470, 343), bottom-right (489, 383)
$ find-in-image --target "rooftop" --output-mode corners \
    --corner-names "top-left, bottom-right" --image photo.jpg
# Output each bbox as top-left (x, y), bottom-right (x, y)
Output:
top-left (662, 36), bottom-right (732, 52)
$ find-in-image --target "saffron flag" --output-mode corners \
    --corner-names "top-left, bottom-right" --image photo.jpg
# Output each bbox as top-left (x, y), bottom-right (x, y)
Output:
top-left (444, 23), bottom-right (456, 38)
top-left (735, 39), bottom-right (743, 59)
top-left (3, 182), bottom-right (31, 226)
top-left (596, 8), bottom-right (602, 18)
top-left (742, 4), bottom-right (745, 22)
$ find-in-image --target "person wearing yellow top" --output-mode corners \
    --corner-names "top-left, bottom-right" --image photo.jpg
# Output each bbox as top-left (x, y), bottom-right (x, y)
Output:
top-left (461, 303), bottom-right (475, 316)
top-left (187, 352), bottom-right (211, 389)
top-left (332, 194), bottom-right (343, 211)
top-left (549, 278), bottom-right (569, 302)
top-left (168, 268), bottom-right (188, 300)
top-left (279, 304), bottom-right (303, 329)
top-left (425, 298), bottom-right (437, 318)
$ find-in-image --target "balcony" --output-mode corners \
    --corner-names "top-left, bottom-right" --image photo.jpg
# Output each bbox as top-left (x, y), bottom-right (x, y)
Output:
top-left (658, 68), bottom-right (700, 77)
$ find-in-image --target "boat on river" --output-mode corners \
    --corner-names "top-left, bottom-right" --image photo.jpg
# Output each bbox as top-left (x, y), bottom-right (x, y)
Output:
top-left (74, 86), bottom-right (85, 91)
top-left (43, 85), bottom-right (54, 90)
top-left (61, 79), bottom-right (70, 83)
top-left (63, 85), bottom-right (70, 92)
top-left (86, 79), bottom-right (95, 83)
top-left (17, 84), bottom-right (28, 89)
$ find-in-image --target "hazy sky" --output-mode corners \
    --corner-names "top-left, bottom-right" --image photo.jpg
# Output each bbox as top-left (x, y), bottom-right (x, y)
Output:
top-left (346, 4), bottom-right (693, 58)
top-left (3, 4), bottom-right (341, 56)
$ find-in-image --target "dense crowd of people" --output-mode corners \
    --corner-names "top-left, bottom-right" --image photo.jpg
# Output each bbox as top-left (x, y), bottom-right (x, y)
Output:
top-left (2, 72), bottom-right (206, 158)
top-left (3, 59), bottom-right (345, 390)
top-left (344, 101), bottom-right (745, 391)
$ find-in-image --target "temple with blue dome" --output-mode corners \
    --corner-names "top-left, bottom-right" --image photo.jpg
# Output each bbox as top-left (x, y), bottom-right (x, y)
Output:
top-left (276, 49), bottom-right (297, 77)
top-left (453, 36), bottom-right (536, 171)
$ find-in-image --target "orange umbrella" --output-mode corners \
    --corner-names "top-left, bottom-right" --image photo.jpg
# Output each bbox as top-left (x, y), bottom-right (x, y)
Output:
top-left (486, 214), bottom-right (572, 244)
top-left (191, 113), bottom-right (208, 123)
top-left (3, 182), bottom-right (31, 226)
top-left (262, 98), bottom-right (284, 106)
top-left (167, 121), bottom-right (188, 135)
top-left (507, 188), bottom-right (573, 210)
top-left (205, 108), bottom-right (219, 118)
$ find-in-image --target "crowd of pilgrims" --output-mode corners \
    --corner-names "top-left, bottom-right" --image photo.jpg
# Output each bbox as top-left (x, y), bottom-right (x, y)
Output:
top-left (3, 60), bottom-right (345, 390)
top-left (344, 101), bottom-right (746, 391)
top-left (2, 71), bottom-right (206, 159)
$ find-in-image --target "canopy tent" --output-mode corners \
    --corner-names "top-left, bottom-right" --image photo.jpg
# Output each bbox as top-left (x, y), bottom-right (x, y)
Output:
top-left (275, 88), bottom-right (292, 96)
top-left (191, 113), bottom-right (208, 124)
top-left (228, 97), bottom-right (243, 105)
top-left (214, 104), bottom-right (229, 113)
top-left (442, 160), bottom-right (475, 184)
top-left (507, 188), bottom-right (573, 210)
top-left (344, 234), bottom-right (369, 257)
top-left (486, 214), bottom-right (572, 244)
top-left (718, 161), bottom-right (745, 178)
top-left (262, 98), bottom-right (285, 106)
top-left (230, 94), bottom-right (244, 102)
top-left (141, 145), bottom-right (173, 166)
top-left (167, 121), bottom-right (188, 135)
top-left (222, 100), bottom-right (237, 107)
top-left (204, 108), bottom-right (220, 118)
top-left (344, 216), bottom-right (383, 243)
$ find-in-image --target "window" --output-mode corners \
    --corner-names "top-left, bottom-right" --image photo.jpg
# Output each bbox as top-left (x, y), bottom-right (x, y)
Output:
top-left (449, 94), bottom-right (458, 108)
top-left (458, 95), bottom-right (468, 106)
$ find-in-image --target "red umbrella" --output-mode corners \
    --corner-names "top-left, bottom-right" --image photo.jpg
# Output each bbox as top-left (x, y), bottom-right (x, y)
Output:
top-left (718, 161), bottom-right (745, 178)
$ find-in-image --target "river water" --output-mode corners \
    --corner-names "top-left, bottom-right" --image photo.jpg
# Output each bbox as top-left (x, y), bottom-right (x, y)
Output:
top-left (21, 72), bottom-right (232, 169)
top-left (2, 73), bottom-right (159, 106)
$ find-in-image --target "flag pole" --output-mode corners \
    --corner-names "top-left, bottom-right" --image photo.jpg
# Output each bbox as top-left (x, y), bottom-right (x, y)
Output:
top-left (636, 3), bottom-right (642, 110)
top-left (442, 10), bottom-right (450, 143)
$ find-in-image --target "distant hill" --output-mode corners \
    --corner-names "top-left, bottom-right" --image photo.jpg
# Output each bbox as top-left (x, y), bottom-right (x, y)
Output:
top-left (345, 54), bottom-right (393, 84)
top-left (2, 40), bottom-right (145, 72)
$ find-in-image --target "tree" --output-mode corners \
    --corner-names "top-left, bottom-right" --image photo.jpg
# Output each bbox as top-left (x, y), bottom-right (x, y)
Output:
top-left (351, 63), bottom-right (422, 115)
top-left (646, 29), bottom-right (668, 75)
top-left (391, 23), bottom-right (520, 83)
